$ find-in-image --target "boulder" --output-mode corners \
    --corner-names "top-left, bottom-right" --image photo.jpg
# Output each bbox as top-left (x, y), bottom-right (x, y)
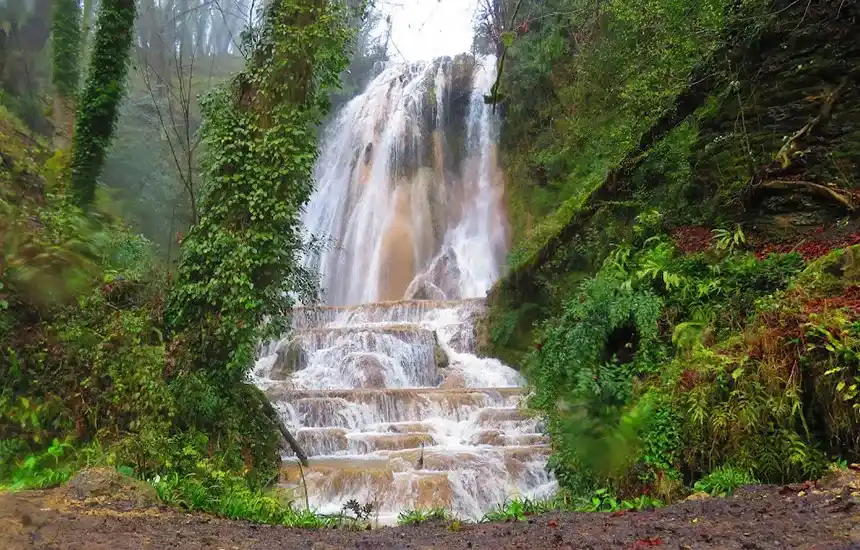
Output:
top-left (270, 338), bottom-right (306, 380)
top-left (349, 354), bottom-right (388, 388)
top-left (405, 247), bottom-right (462, 301)
top-left (434, 333), bottom-right (450, 370)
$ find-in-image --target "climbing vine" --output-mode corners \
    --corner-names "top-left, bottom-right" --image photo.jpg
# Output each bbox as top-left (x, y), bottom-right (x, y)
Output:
top-left (70, 0), bottom-right (136, 205)
top-left (50, 0), bottom-right (82, 101)
top-left (166, 0), bottom-right (354, 387)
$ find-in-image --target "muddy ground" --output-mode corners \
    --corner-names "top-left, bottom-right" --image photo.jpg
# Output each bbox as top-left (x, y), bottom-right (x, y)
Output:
top-left (3, 469), bottom-right (860, 549)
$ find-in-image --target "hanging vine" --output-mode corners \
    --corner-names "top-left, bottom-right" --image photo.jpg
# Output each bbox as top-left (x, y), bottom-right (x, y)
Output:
top-left (69, 0), bottom-right (136, 205)
top-left (166, 0), bottom-right (354, 387)
top-left (50, 0), bottom-right (82, 147)
top-left (51, 0), bottom-right (82, 100)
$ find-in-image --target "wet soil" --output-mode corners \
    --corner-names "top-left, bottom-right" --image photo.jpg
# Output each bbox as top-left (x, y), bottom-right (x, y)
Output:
top-left (2, 477), bottom-right (860, 549)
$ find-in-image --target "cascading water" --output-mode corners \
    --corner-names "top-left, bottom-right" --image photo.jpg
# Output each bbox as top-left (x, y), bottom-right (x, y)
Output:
top-left (252, 54), bottom-right (555, 523)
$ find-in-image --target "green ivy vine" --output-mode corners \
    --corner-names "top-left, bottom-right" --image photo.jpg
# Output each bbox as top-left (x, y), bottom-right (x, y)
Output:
top-left (50, 0), bottom-right (82, 101)
top-left (166, 0), bottom-right (354, 388)
top-left (70, 0), bottom-right (136, 206)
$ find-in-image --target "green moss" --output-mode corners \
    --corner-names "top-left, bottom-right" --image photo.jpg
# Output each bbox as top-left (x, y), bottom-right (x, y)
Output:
top-left (796, 245), bottom-right (860, 293)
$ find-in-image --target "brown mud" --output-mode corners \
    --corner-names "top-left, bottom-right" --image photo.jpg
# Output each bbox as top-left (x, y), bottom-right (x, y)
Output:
top-left (2, 469), bottom-right (860, 549)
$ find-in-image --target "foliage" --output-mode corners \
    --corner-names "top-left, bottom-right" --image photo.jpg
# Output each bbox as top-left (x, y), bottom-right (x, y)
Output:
top-left (692, 466), bottom-right (757, 496)
top-left (0, 438), bottom-right (76, 490)
top-left (3, 0), bottom-right (361, 505)
top-left (713, 225), bottom-right (746, 254)
top-left (163, 1), bottom-right (355, 484)
top-left (522, 225), bottom-right (835, 497)
top-left (479, 490), bottom-right (663, 522)
top-left (483, 0), bottom-right (739, 257)
top-left (397, 507), bottom-right (451, 526)
top-left (166, 0), bottom-right (352, 383)
top-left (480, 496), bottom-right (564, 522)
top-left (144, 0), bottom-right (355, 485)
top-left (150, 468), bottom-right (330, 527)
top-left (50, 0), bottom-right (83, 101)
top-left (70, 0), bottom-right (136, 205)
top-left (527, 236), bottom-right (665, 490)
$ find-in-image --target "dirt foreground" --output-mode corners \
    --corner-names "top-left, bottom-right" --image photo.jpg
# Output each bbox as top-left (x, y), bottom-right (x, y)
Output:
top-left (3, 469), bottom-right (860, 549)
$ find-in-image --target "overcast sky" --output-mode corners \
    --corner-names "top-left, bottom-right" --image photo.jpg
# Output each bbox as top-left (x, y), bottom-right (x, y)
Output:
top-left (378, 0), bottom-right (479, 61)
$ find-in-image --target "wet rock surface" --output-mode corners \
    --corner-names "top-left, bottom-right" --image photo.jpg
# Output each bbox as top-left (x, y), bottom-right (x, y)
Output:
top-left (2, 480), bottom-right (860, 549)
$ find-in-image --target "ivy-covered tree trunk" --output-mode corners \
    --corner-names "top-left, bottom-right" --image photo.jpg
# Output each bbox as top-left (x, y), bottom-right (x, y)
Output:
top-left (50, 0), bottom-right (82, 149)
top-left (164, 0), bottom-right (353, 473)
top-left (168, 0), bottom-right (353, 382)
top-left (70, 0), bottom-right (136, 206)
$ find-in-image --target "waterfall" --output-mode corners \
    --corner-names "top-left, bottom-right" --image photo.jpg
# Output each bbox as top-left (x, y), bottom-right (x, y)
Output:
top-left (252, 54), bottom-right (555, 524)
top-left (303, 54), bottom-right (508, 306)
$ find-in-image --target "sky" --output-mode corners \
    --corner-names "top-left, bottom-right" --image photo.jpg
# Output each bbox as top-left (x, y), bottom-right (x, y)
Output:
top-left (378, 0), bottom-right (480, 62)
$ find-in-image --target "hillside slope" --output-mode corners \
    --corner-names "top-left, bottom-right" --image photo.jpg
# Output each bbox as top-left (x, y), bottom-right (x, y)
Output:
top-left (482, 0), bottom-right (860, 497)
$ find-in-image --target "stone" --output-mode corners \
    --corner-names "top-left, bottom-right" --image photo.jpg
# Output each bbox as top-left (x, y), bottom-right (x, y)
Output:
top-left (270, 338), bottom-right (306, 380)
top-left (405, 277), bottom-right (447, 301)
top-left (817, 465), bottom-right (860, 494)
top-left (405, 247), bottom-right (462, 302)
top-left (350, 354), bottom-right (388, 388)
top-left (798, 244), bottom-right (860, 292)
top-left (434, 333), bottom-right (450, 370)
top-left (439, 371), bottom-right (466, 389)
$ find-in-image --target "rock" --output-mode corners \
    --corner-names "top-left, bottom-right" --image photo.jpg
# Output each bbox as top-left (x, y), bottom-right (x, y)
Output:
top-left (405, 247), bottom-right (462, 302)
top-left (799, 244), bottom-right (860, 292)
top-left (350, 354), bottom-right (388, 388)
top-left (63, 468), bottom-right (159, 509)
top-left (434, 333), bottom-right (450, 370)
top-left (685, 491), bottom-right (711, 501)
top-left (270, 338), bottom-right (306, 380)
top-left (817, 465), bottom-right (860, 495)
top-left (448, 323), bottom-right (478, 354)
top-left (439, 371), bottom-right (466, 389)
top-left (405, 277), bottom-right (447, 301)
top-left (470, 429), bottom-right (504, 446)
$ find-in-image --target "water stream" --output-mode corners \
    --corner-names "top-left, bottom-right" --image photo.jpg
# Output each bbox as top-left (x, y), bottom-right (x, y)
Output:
top-left (252, 54), bottom-right (555, 523)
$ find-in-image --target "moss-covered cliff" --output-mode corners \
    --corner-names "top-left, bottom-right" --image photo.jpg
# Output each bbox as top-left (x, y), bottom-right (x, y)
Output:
top-left (484, 0), bottom-right (860, 498)
top-left (486, 0), bottom-right (860, 367)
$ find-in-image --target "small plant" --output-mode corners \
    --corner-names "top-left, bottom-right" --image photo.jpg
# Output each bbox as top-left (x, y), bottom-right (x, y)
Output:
top-left (620, 493), bottom-right (664, 511)
top-left (713, 225), bottom-right (746, 254)
top-left (480, 496), bottom-right (564, 522)
top-left (397, 507), bottom-right (451, 526)
top-left (342, 498), bottom-right (375, 521)
top-left (1, 438), bottom-right (76, 490)
top-left (148, 469), bottom-right (331, 528)
top-left (576, 488), bottom-right (620, 512)
top-left (693, 466), bottom-right (758, 496)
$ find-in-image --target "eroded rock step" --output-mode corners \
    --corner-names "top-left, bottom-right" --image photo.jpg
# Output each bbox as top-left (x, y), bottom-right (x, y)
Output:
top-left (290, 427), bottom-right (549, 455)
top-left (272, 388), bottom-right (530, 428)
top-left (291, 298), bottom-right (487, 330)
top-left (278, 446), bottom-right (554, 518)
top-left (266, 325), bottom-right (441, 386)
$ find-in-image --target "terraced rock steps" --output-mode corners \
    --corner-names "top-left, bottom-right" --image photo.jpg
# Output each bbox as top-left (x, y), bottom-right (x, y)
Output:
top-left (252, 299), bottom-right (554, 524)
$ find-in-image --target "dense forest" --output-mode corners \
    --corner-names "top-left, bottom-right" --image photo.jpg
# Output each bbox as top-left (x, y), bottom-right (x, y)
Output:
top-left (1, 0), bottom-right (860, 537)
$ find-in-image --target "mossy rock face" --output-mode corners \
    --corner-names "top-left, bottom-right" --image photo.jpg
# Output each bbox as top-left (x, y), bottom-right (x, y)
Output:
top-left (434, 333), bottom-right (449, 370)
top-left (798, 244), bottom-right (860, 292)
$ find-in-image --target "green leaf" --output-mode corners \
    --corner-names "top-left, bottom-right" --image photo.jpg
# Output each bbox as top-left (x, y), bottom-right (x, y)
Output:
top-left (502, 31), bottom-right (515, 48)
